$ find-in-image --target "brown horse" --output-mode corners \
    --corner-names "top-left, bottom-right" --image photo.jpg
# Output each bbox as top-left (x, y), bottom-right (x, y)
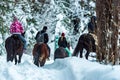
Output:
top-left (5, 34), bottom-right (24, 64)
top-left (32, 43), bottom-right (49, 67)
top-left (54, 47), bottom-right (69, 60)
top-left (72, 33), bottom-right (96, 59)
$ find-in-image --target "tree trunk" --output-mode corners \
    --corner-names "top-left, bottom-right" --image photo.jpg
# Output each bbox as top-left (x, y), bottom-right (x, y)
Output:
top-left (112, 0), bottom-right (119, 65)
top-left (96, 0), bottom-right (118, 65)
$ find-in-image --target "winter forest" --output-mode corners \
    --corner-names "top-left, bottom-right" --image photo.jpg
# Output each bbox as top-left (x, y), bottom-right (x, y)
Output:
top-left (0, 0), bottom-right (120, 80)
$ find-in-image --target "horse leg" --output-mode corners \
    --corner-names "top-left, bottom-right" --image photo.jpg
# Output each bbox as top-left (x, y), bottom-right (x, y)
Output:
top-left (6, 48), bottom-right (14, 62)
top-left (7, 52), bottom-right (11, 62)
top-left (85, 51), bottom-right (90, 60)
top-left (79, 48), bottom-right (83, 58)
top-left (34, 54), bottom-right (39, 67)
top-left (18, 53), bottom-right (23, 63)
top-left (14, 54), bottom-right (17, 65)
top-left (34, 58), bottom-right (39, 67)
top-left (40, 59), bottom-right (46, 67)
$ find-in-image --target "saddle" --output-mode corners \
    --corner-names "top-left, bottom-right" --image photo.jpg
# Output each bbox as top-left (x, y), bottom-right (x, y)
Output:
top-left (11, 34), bottom-right (24, 46)
top-left (11, 34), bottom-right (20, 40)
top-left (89, 33), bottom-right (98, 46)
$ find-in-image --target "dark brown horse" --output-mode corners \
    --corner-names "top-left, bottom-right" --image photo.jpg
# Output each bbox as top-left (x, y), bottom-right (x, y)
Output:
top-left (54, 47), bottom-right (69, 60)
top-left (32, 43), bottom-right (49, 67)
top-left (72, 33), bottom-right (96, 59)
top-left (5, 34), bottom-right (24, 64)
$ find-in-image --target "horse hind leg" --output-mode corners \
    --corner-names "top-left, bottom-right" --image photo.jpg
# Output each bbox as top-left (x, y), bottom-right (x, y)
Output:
top-left (14, 55), bottom-right (18, 65)
top-left (7, 52), bottom-right (12, 62)
top-left (33, 53), bottom-right (39, 67)
top-left (79, 48), bottom-right (83, 58)
top-left (18, 53), bottom-right (23, 63)
top-left (39, 53), bottom-right (46, 67)
top-left (85, 51), bottom-right (90, 60)
top-left (34, 57), bottom-right (39, 67)
top-left (40, 59), bottom-right (46, 67)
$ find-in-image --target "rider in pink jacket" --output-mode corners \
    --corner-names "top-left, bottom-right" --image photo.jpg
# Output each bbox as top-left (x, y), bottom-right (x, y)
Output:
top-left (10, 16), bottom-right (27, 50)
top-left (10, 16), bottom-right (24, 34)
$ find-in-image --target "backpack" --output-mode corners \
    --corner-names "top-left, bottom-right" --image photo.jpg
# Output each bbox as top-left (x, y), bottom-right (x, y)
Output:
top-left (36, 32), bottom-right (45, 43)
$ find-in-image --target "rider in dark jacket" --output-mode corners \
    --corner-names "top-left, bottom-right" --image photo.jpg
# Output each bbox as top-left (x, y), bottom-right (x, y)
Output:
top-left (35, 26), bottom-right (48, 43)
top-left (88, 16), bottom-right (97, 34)
top-left (35, 26), bottom-right (50, 58)
top-left (58, 32), bottom-right (68, 48)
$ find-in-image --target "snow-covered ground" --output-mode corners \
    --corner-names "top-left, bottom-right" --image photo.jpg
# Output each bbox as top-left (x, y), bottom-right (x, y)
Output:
top-left (0, 53), bottom-right (120, 80)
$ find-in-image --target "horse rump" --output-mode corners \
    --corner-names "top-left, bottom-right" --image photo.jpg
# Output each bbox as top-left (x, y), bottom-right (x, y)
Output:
top-left (54, 47), bottom-right (68, 60)
top-left (5, 34), bottom-right (24, 64)
top-left (32, 43), bottom-right (49, 67)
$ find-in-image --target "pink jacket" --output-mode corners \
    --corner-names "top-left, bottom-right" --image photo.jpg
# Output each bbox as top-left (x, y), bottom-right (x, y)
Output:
top-left (10, 19), bottom-right (24, 34)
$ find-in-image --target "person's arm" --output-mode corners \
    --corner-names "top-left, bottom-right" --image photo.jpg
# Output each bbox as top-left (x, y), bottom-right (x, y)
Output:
top-left (88, 22), bottom-right (92, 33)
top-left (44, 33), bottom-right (49, 43)
top-left (17, 21), bottom-right (24, 34)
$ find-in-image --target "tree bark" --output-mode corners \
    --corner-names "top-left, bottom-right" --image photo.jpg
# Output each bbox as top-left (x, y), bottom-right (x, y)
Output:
top-left (96, 0), bottom-right (118, 65)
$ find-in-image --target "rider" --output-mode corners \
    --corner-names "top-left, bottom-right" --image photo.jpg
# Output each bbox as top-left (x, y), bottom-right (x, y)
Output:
top-left (58, 32), bottom-right (68, 48)
top-left (88, 16), bottom-right (97, 34)
top-left (10, 15), bottom-right (27, 51)
top-left (35, 26), bottom-right (50, 57)
top-left (58, 32), bottom-right (71, 56)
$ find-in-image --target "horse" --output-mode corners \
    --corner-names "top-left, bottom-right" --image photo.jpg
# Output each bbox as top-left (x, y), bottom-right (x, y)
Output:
top-left (32, 43), bottom-right (49, 67)
top-left (54, 47), bottom-right (69, 60)
top-left (5, 34), bottom-right (24, 64)
top-left (72, 33), bottom-right (96, 60)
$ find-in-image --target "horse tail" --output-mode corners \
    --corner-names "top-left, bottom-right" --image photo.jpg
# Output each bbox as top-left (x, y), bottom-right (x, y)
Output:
top-left (72, 35), bottom-right (84, 56)
top-left (5, 37), bottom-right (13, 61)
top-left (39, 43), bottom-right (49, 60)
top-left (32, 44), bottom-right (39, 56)
top-left (73, 43), bottom-right (79, 56)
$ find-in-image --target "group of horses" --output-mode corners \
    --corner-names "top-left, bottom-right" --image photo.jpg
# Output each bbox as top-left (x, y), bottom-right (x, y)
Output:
top-left (5, 33), bottom-right (96, 67)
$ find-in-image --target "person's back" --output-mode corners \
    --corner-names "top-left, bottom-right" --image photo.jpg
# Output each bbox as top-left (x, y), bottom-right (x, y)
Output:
top-left (35, 26), bottom-right (48, 43)
top-left (58, 33), bottom-right (67, 48)
top-left (10, 15), bottom-right (27, 50)
top-left (88, 16), bottom-right (97, 34)
top-left (10, 16), bottom-right (24, 34)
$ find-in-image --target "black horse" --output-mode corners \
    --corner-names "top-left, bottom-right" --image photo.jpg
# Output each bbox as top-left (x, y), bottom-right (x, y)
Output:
top-left (72, 33), bottom-right (96, 59)
top-left (5, 34), bottom-right (24, 64)
top-left (54, 47), bottom-right (69, 60)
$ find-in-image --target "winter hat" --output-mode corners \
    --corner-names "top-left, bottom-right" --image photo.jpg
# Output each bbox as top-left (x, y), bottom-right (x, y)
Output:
top-left (61, 32), bottom-right (65, 37)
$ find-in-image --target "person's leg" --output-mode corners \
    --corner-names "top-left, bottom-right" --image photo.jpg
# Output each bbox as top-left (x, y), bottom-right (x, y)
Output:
top-left (17, 34), bottom-right (27, 49)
